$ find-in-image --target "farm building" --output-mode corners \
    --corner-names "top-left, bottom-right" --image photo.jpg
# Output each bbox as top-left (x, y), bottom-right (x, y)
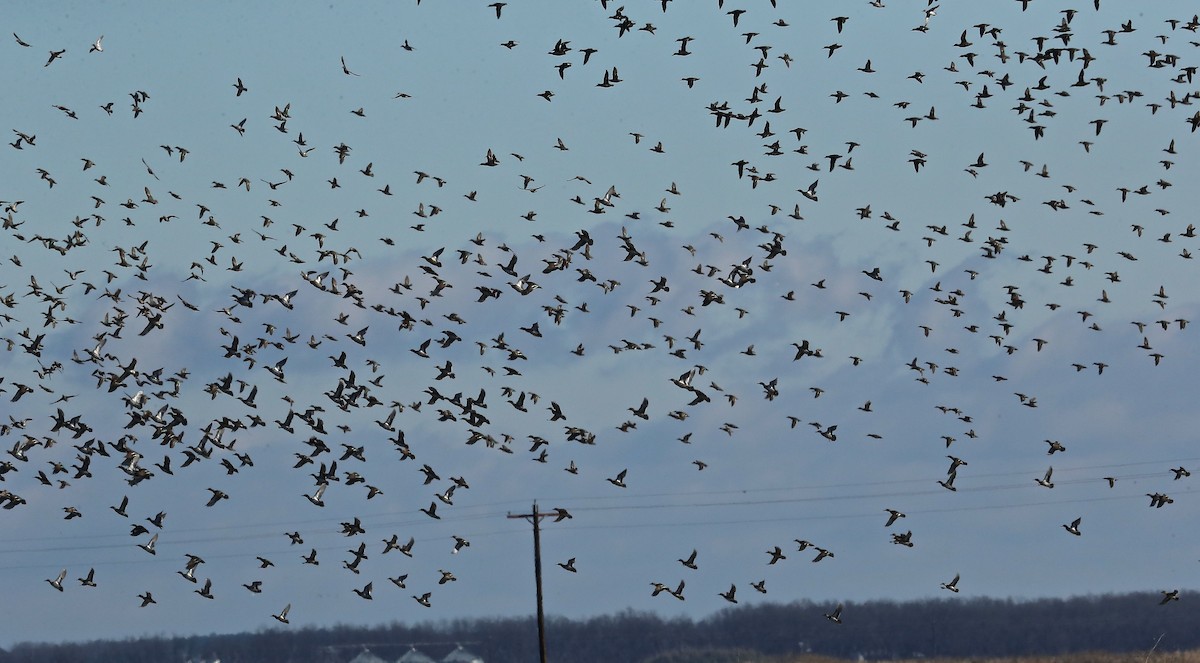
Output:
top-left (394, 647), bottom-right (437, 663)
top-left (440, 645), bottom-right (485, 663)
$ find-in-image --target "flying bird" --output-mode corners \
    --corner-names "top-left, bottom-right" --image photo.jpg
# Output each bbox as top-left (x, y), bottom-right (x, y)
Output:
top-left (47, 569), bottom-right (67, 592)
top-left (941, 573), bottom-right (960, 593)
top-left (824, 603), bottom-right (843, 624)
top-left (607, 469), bottom-right (628, 488)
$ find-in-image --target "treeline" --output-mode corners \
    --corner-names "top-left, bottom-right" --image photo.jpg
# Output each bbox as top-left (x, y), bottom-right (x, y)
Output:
top-left (3, 592), bottom-right (1197, 663)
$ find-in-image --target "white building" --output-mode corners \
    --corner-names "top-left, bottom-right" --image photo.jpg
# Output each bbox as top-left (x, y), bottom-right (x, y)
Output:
top-left (347, 649), bottom-right (388, 663)
top-left (395, 647), bottom-right (437, 663)
top-left (440, 644), bottom-right (484, 663)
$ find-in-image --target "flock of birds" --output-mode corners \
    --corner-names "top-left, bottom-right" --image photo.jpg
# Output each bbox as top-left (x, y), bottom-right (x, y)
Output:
top-left (2, 0), bottom-right (1200, 642)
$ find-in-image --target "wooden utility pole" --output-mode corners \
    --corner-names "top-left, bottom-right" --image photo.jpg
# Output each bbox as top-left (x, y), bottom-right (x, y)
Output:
top-left (508, 502), bottom-right (560, 663)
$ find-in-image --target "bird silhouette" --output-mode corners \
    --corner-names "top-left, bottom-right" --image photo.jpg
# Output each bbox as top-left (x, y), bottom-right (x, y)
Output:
top-left (46, 569), bottom-right (67, 592)
top-left (78, 568), bottom-right (96, 587)
top-left (607, 469), bottom-right (628, 488)
top-left (195, 578), bottom-right (214, 599)
top-left (824, 603), bottom-right (843, 624)
top-left (941, 573), bottom-right (960, 593)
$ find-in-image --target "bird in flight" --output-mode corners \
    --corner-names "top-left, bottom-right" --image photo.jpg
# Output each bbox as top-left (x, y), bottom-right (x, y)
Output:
top-left (941, 573), bottom-right (960, 593)
top-left (824, 603), bottom-right (843, 624)
top-left (884, 509), bottom-right (905, 527)
top-left (607, 469), bottom-right (628, 488)
top-left (1035, 466), bottom-right (1054, 488)
top-left (47, 569), bottom-right (67, 592)
top-left (78, 568), bottom-right (97, 588)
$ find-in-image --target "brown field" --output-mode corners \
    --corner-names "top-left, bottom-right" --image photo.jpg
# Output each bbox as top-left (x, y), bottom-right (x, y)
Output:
top-left (791, 651), bottom-right (1200, 663)
top-left (644, 650), bottom-right (1200, 663)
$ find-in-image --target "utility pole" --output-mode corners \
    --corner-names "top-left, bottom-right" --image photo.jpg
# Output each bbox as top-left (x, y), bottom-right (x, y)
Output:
top-left (508, 502), bottom-right (571, 663)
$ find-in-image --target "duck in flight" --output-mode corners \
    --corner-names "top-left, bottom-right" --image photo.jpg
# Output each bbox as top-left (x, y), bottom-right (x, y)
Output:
top-left (47, 569), bottom-right (67, 592)
top-left (941, 573), bottom-right (960, 593)
top-left (824, 603), bottom-right (843, 624)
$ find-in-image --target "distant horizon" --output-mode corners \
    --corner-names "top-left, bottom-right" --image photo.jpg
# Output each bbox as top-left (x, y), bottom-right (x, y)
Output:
top-left (5, 587), bottom-right (1195, 650)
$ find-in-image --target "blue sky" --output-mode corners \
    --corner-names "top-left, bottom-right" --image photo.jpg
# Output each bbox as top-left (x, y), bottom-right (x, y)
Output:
top-left (1, 0), bottom-right (1199, 648)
